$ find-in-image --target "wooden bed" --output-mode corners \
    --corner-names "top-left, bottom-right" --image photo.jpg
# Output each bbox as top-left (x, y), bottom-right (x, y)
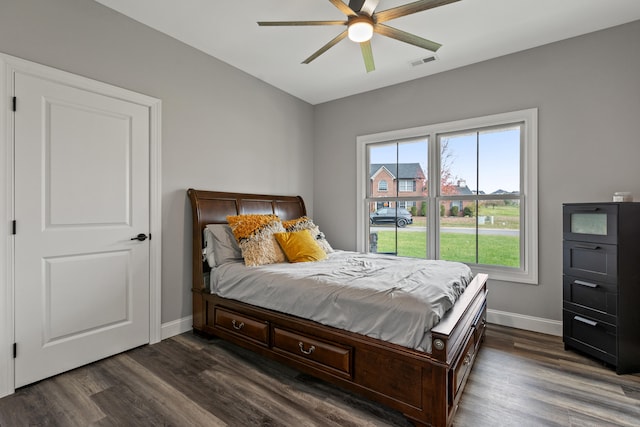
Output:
top-left (188, 189), bottom-right (488, 427)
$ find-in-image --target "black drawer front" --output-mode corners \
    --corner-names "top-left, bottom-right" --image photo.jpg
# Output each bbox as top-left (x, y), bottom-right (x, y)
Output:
top-left (563, 241), bottom-right (617, 283)
top-left (563, 275), bottom-right (617, 317)
top-left (563, 204), bottom-right (617, 244)
top-left (563, 309), bottom-right (616, 357)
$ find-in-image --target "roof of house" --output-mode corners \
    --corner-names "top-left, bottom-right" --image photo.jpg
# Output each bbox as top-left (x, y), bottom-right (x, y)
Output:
top-left (370, 163), bottom-right (425, 179)
top-left (455, 184), bottom-right (474, 196)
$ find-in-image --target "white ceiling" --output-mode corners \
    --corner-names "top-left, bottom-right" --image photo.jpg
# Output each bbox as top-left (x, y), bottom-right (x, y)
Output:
top-left (94, 0), bottom-right (640, 105)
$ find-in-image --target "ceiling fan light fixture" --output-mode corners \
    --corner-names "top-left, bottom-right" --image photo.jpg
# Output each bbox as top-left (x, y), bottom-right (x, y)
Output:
top-left (348, 17), bottom-right (374, 43)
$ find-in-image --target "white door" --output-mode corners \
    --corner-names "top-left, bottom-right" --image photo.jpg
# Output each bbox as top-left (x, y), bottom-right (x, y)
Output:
top-left (13, 71), bottom-right (150, 388)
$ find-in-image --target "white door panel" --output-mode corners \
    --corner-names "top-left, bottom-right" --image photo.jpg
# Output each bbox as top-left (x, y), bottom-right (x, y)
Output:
top-left (45, 251), bottom-right (130, 340)
top-left (47, 100), bottom-right (131, 226)
top-left (14, 71), bottom-right (150, 388)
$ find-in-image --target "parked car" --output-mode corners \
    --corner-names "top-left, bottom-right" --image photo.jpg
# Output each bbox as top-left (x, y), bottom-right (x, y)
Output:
top-left (370, 207), bottom-right (413, 227)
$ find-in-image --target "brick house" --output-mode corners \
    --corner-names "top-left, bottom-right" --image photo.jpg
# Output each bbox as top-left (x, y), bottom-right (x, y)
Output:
top-left (446, 179), bottom-right (474, 216)
top-left (370, 163), bottom-right (426, 211)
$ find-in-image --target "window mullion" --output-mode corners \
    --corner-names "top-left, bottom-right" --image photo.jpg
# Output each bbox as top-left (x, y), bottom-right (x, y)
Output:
top-left (429, 133), bottom-right (439, 259)
top-left (475, 131), bottom-right (480, 264)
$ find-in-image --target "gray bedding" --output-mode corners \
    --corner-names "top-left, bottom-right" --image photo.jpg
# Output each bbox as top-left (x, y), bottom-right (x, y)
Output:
top-left (209, 250), bottom-right (473, 352)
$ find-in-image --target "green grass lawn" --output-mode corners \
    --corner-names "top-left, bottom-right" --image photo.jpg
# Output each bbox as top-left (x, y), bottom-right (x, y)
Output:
top-left (409, 203), bottom-right (520, 229)
top-left (370, 202), bottom-right (521, 267)
top-left (374, 230), bottom-right (520, 267)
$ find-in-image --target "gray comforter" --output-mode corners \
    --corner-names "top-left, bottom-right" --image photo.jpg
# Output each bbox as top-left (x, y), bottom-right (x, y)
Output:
top-left (210, 250), bottom-right (473, 352)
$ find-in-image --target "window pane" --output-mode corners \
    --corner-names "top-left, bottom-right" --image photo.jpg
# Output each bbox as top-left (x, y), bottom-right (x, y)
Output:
top-left (369, 200), bottom-right (426, 258)
top-left (439, 200), bottom-right (477, 263)
top-left (479, 126), bottom-right (521, 195)
top-left (478, 200), bottom-right (521, 267)
top-left (368, 139), bottom-right (427, 198)
top-left (369, 143), bottom-right (396, 198)
top-left (398, 140), bottom-right (428, 197)
top-left (440, 133), bottom-right (477, 195)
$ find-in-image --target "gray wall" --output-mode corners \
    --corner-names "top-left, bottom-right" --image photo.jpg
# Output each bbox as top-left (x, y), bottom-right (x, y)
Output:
top-left (2, 0), bottom-right (639, 326)
top-left (313, 20), bottom-right (640, 321)
top-left (0, 0), bottom-right (315, 323)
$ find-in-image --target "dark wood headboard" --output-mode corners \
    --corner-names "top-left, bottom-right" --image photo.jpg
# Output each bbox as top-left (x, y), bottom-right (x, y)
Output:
top-left (187, 189), bottom-right (307, 292)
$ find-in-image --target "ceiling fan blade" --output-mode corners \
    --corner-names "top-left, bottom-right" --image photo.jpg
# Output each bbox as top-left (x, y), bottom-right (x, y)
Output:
top-left (375, 24), bottom-right (442, 52)
top-left (349, 0), bottom-right (379, 15)
top-left (258, 20), bottom-right (346, 26)
top-left (302, 30), bottom-right (348, 64)
top-left (375, 0), bottom-right (460, 23)
top-left (360, 40), bottom-right (375, 72)
top-left (328, 0), bottom-right (357, 16)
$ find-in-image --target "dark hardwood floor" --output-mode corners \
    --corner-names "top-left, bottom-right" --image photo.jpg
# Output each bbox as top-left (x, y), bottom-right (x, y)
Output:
top-left (1, 324), bottom-right (639, 426)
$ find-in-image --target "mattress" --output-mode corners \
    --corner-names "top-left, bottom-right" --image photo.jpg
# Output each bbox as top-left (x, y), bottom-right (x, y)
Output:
top-left (209, 250), bottom-right (473, 352)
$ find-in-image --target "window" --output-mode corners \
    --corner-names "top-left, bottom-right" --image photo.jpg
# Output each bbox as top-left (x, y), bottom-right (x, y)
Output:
top-left (378, 180), bottom-right (388, 191)
top-left (356, 109), bottom-right (538, 284)
top-left (399, 179), bottom-right (416, 192)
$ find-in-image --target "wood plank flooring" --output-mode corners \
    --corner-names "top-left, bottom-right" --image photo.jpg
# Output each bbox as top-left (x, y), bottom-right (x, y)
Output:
top-left (1, 324), bottom-right (639, 426)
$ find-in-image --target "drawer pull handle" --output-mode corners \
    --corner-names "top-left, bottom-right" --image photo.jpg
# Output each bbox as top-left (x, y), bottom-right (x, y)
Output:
top-left (575, 244), bottom-right (600, 250)
top-left (298, 342), bottom-right (316, 355)
top-left (574, 280), bottom-right (598, 289)
top-left (231, 320), bottom-right (245, 330)
top-left (574, 316), bottom-right (598, 327)
top-left (463, 352), bottom-right (472, 366)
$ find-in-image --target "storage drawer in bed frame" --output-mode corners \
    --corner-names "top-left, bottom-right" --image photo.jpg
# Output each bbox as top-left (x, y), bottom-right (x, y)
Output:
top-left (273, 327), bottom-right (352, 378)
top-left (214, 307), bottom-right (269, 346)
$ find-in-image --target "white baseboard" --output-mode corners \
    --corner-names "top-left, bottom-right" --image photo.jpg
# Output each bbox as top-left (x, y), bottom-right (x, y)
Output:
top-left (160, 315), bottom-right (193, 340)
top-left (487, 309), bottom-right (562, 336)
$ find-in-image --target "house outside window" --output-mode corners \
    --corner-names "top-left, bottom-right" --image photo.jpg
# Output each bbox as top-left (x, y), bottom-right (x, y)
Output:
top-left (356, 109), bottom-right (538, 284)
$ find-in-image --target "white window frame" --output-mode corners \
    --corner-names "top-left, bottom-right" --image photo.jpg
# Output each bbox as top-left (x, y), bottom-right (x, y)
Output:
top-left (378, 180), bottom-right (388, 191)
top-left (356, 108), bottom-right (538, 284)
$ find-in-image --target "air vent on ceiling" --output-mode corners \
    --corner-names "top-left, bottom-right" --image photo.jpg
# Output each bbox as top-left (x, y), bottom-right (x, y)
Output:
top-left (410, 55), bottom-right (437, 67)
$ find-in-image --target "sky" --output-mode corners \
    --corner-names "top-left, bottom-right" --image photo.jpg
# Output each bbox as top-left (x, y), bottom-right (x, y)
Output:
top-left (369, 126), bottom-right (520, 194)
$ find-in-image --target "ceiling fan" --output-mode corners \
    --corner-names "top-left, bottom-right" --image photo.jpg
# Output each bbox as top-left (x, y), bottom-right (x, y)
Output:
top-left (258, 0), bottom-right (460, 72)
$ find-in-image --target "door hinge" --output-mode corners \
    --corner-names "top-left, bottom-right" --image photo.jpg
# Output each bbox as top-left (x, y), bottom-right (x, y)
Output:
top-left (12, 96), bottom-right (16, 112)
top-left (12, 220), bottom-right (16, 235)
top-left (149, 233), bottom-right (152, 240)
top-left (13, 343), bottom-right (17, 358)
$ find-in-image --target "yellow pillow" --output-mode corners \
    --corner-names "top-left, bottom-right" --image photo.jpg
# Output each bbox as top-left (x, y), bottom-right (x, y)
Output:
top-left (281, 216), bottom-right (333, 254)
top-left (274, 229), bottom-right (327, 263)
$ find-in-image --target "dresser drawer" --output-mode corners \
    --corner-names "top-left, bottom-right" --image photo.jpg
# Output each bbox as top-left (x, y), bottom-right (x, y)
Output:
top-left (449, 332), bottom-right (476, 402)
top-left (214, 308), bottom-right (269, 346)
top-left (563, 204), bottom-right (617, 244)
top-left (273, 327), bottom-right (352, 378)
top-left (563, 275), bottom-right (617, 318)
top-left (563, 241), bottom-right (617, 283)
top-left (563, 309), bottom-right (616, 359)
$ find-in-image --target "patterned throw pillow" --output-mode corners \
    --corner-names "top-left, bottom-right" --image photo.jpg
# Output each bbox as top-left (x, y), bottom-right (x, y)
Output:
top-left (281, 216), bottom-right (333, 254)
top-left (227, 214), bottom-right (286, 266)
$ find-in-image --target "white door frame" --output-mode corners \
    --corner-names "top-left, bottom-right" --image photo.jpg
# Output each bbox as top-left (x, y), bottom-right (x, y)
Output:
top-left (0, 52), bottom-right (162, 397)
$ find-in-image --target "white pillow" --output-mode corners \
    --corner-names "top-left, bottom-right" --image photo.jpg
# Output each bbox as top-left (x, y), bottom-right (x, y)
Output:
top-left (206, 224), bottom-right (243, 266)
top-left (203, 226), bottom-right (217, 268)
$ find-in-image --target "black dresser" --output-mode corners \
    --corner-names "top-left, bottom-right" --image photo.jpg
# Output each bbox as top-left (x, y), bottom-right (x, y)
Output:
top-left (563, 202), bottom-right (640, 374)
